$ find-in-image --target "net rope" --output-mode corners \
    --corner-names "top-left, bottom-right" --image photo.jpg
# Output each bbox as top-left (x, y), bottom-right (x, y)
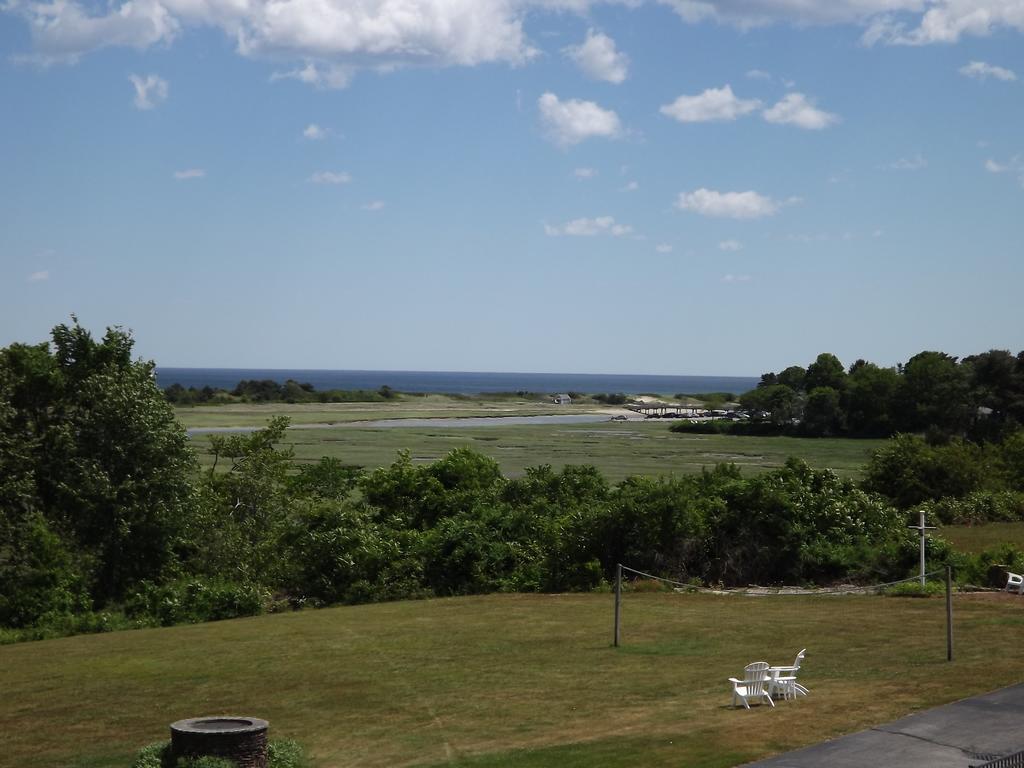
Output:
top-left (620, 564), bottom-right (948, 596)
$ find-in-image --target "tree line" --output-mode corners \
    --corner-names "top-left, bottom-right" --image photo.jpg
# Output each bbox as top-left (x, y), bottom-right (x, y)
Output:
top-left (676, 350), bottom-right (1024, 440)
top-left (2, 322), bottom-right (1023, 641)
top-left (163, 379), bottom-right (399, 405)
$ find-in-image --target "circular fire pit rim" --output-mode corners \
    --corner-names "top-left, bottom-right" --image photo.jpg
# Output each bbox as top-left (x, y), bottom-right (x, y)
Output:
top-left (171, 716), bottom-right (269, 735)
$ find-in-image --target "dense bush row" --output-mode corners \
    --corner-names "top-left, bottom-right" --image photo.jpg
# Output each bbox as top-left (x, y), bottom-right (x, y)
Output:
top-left (702, 350), bottom-right (1024, 439)
top-left (863, 432), bottom-right (1024, 509)
top-left (3, 321), bottom-right (1023, 644)
top-left (163, 379), bottom-right (398, 405)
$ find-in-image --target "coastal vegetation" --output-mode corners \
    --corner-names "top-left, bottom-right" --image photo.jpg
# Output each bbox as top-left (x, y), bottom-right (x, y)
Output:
top-left (675, 350), bottom-right (1024, 440)
top-left (2, 321), bottom-right (1024, 647)
top-left (4, 321), bottom-right (1024, 768)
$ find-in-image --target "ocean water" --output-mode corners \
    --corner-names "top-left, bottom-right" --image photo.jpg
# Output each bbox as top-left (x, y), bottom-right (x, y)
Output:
top-left (156, 368), bottom-right (760, 396)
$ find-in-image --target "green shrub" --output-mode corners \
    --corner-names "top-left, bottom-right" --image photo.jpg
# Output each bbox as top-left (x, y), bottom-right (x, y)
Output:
top-left (132, 740), bottom-right (307, 768)
top-left (125, 579), bottom-right (267, 627)
top-left (924, 491), bottom-right (1024, 525)
top-left (884, 580), bottom-right (946, 597)
top-left (267, 740), bottom-right (311, 768)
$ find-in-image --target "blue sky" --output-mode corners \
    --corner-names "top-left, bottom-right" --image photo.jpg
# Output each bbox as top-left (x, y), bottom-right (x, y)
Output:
top-left (1, 0), bottom-right (1022, 376)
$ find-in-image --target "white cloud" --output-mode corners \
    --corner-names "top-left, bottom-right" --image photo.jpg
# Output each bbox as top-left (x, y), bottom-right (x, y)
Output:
top-left (9, 0), bottom-right (537, 76)
top-left (746, 68), bottom-right (771, 80)
top-left (655, 243), bottom-right (673, 253)
top-left (621, 180), bottom-right (639, 191)
top-left (660, 85), bottom-right (761, 123)
top-left (11, 0), bottom-right (1024, 73)
top-left (538, 92), bottom-right (622, 147)
top-left (544, 216), bottom-right (633, 236)
top-left (173, 168), bottom-right (205, 179)
top-left (985, 155), bottom-right (1024, 185)
top-left (270, 62), bottom-right (353, 90)
top-left (303, 123), bottom-right (326, 139)
top-left (27, 270), bottom-right (50, 282)
top-left (563, 29), bottom-right (629, 84)
top-left (12, 0), bottom-right (178, 64)
top-left (960, 60), bottom-right (1018, 81)
top-left (676, 188), bottom-right (785, 219)
top-left (763, 93), bottom-right (839, 130)
top-left (857, 2), bottom-right (1024, 45)
top-left (309, 170), bottom-right (352, 184)
top-left (722, 273), bottom-right (752, 283)
top-left (361, 200), bottom-right (386, 211)
top-left (574, 167), bottom-right (598, 179)
top-left (658, 0), bottom-right (1024, 46)
top-left (238, 0), bottom-right (536, 66)
top-left (129, 73), bottom-right (168, 109)
top-left (718, 239), bottom-right (743, 251)
top-left (889, 154), bottom-right (928, 170)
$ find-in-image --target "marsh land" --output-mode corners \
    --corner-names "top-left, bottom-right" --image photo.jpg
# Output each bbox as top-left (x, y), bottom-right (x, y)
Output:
top-left (175, 397), bottom-right (884, 483)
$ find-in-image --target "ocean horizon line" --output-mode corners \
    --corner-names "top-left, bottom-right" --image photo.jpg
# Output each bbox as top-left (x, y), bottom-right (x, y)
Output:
top-left (156, 365), bottom-right (758, 379)
top-left (155, 367), bottom-right (761, 396)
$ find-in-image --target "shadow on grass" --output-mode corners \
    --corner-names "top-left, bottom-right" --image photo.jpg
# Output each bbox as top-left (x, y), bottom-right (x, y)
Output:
top-left (416, 733), bottom-right (754, 768)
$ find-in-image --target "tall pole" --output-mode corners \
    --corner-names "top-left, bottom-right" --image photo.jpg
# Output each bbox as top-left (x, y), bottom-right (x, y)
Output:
top-left (946, 565), bottom-right (954, 662)
top-left (909, 510), bottom-right (936, 587)
top-left (920, 510), bottom-right (927, 586)
top-left (614, 563), bottom-right (622, 648)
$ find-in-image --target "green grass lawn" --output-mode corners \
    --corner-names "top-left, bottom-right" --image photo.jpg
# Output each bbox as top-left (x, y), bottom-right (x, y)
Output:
top-left (187, 421), bottom-right (883, 483)
top-left (3, 592), bottom-right (1023, 768)
top-left (939, 522), bottom-right (1024, 554)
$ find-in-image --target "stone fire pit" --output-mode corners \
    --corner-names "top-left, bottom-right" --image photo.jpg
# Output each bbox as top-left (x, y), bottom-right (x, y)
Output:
top-left (170, 716), bottom-right (269, 767)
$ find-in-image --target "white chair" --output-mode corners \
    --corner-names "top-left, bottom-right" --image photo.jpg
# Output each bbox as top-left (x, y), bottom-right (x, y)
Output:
top-left (769, 649), bottom-right (808, 700)
top-left (729, 661), bottom-right (775, 709)
top-left (1006, 572), bottom-right (1023, 595)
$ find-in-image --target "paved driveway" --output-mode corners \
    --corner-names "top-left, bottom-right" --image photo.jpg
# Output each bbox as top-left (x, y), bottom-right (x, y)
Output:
top-left (745, 683), bottom-right (1024, 768)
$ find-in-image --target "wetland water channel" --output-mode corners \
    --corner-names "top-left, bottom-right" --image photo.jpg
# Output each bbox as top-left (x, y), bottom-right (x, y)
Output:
top-left (187, 414), bottom-right (618, 435)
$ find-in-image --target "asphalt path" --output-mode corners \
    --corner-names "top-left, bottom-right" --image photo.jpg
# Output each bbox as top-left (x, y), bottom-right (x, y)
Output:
top-left (745, 683), bottom-right (1024, 768)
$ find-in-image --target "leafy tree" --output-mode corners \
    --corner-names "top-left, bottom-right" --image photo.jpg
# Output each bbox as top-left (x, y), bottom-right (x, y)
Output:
top-left (842, 362), bottom-right (899, 437)
top-left (804, 353), bottom-right (846, 392)
top-left (965, 350), bottom-right (1024, 439)
top-left (740, 384), bottom-right (799, 425)
top-left (895, 351), bottom-right (971, 435)
top-left (777, 365), bottom-right (808, 392)
top-left (803, 387), bottom-right (844, 436)
top-left (196, 417), bottom-right (294, 583)
top-left (863, 434), bottom-right (990, 508)
top-left (1, 319), bottom-right (196, 603)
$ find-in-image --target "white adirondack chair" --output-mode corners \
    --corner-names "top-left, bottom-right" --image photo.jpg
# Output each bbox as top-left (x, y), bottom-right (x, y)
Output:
top-left (729, 661), bottom-right (774, 709)
top-left (769, 649), bottom-right (808, 700)
top-left (1006, 572), bottom-right (1023, 595)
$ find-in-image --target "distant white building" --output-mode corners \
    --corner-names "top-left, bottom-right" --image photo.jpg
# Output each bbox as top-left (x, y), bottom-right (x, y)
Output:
top-left (553, 394), bottom-right (572, 405)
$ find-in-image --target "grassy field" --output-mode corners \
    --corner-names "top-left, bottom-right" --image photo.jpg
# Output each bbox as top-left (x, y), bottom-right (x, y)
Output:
top-left (186, 420), bottom-right (884, 483)
top-left (173, 396), bottom-right (593, 429)
top-left (939, 522), bottom-right (1024, 554)
top-left (4, 591), bottom-right (1024, 768)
